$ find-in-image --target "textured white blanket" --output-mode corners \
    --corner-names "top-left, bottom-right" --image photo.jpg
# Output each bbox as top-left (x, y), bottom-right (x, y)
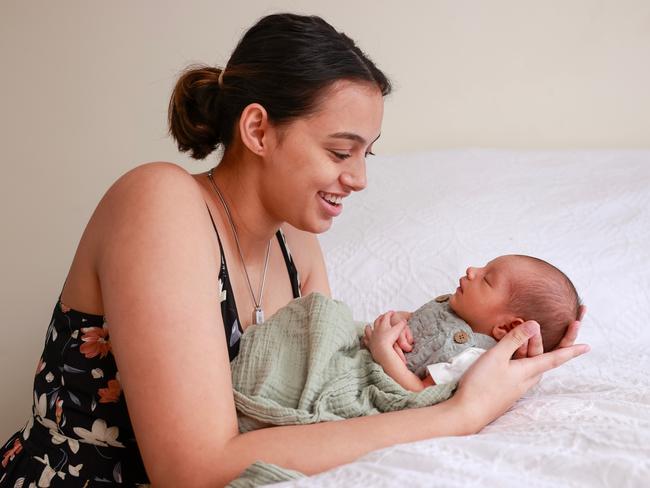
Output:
top-left (279, 150), bottom-right (650, 488)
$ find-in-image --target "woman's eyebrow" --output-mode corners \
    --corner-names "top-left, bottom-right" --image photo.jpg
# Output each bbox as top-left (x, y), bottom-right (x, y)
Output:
top-left (327, 132), bottom-right (381, 145)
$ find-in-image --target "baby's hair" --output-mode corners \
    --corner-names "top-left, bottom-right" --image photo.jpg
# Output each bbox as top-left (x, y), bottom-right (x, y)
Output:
top-left (507, 255), bottom-right (581, 351)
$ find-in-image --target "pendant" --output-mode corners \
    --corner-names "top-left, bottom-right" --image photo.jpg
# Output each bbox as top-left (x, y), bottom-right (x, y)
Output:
top-left (253, 307), bottom-right (265, 325)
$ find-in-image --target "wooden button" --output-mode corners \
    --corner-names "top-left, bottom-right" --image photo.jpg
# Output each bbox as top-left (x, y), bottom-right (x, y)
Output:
top-left (435, 294), bottom-right (451, 303)
top-left (453, 331), bottom-right (469, 344)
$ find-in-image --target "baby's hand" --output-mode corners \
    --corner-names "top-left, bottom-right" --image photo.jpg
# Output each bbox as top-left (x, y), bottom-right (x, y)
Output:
top-left (364, 312), bottom-right (408, 365)
top-left (390, 311), bottom-right (414, 362)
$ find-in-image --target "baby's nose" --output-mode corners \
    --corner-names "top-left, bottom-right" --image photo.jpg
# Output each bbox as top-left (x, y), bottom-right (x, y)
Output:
top-left (466, 266), bottom-right (476, 279)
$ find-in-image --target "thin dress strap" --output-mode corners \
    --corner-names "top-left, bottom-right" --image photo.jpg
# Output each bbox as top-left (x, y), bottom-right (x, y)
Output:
top-left (205, 204), bottom-right (243, 360)
top-left (276, 228), bottom-right (302, 299)
top-left (204, 205), bottom-right (303, 359)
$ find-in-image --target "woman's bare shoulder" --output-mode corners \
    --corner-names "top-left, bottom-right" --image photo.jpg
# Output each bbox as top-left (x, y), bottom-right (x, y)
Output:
top-left (91, 162), bottom-right (208, 236)
top-left (62, 163), bottom-right (213, 312)
top-left (103, 162), bottom-right (201, 207)
top-left (87, 161), bottom-right (219, 287)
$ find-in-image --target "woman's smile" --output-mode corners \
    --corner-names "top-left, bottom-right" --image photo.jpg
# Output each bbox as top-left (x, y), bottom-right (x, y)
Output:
top-left (318, 191), bottom-right (344, 217)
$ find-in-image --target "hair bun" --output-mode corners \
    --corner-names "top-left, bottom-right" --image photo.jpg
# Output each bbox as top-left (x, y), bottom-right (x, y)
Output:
top-left (168, 65), bottom-right (223, 160)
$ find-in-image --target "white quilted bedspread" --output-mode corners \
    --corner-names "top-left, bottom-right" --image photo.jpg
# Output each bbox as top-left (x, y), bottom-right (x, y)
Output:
top-left (280, 150), bottom-right (650, 487)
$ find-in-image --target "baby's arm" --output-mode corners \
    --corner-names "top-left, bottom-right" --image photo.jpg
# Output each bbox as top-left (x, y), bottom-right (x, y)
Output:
top-left (365, 312), bottom-right (432, 392)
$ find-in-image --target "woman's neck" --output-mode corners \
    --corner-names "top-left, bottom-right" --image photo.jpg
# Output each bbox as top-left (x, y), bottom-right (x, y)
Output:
top-left (207, 152), bottom-right (282, 259)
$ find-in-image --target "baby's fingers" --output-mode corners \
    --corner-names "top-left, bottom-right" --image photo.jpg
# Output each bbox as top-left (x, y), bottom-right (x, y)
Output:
top-left (396, 324), bottom-right (413, 352)
top-left (385, 319), bottom-right (408, 343)
top-left (373, 312), bottom-right (394, 331)
top-left (393, 343), bottom-right (407, 364)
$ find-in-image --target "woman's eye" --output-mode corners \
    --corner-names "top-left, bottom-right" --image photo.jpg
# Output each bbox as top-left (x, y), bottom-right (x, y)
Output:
top-left (365, 151), bottom-right (376, 157)
top-left (330, 151), bottom-right (351, 160)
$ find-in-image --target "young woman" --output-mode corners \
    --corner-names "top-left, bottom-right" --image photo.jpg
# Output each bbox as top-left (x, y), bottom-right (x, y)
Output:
top-left (0, 13), bottom-right (588, 487)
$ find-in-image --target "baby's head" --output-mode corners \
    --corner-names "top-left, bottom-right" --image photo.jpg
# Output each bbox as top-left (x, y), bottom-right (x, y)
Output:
top-left (448, 255), bottom-right (580, 351)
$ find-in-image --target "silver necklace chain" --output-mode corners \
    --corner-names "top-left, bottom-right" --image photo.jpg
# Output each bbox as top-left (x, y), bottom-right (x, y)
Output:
top-left (207, 168), bottom-right (270, 324)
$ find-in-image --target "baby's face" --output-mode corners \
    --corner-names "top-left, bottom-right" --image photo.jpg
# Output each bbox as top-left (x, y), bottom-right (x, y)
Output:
top-left (448, 256), bottom-right (523, 336)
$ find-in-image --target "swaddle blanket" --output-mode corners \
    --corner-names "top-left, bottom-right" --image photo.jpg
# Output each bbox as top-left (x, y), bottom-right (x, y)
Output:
top-left (231, 292), bottom-right (455, 432)
top-left (228, 293), bottom-right (455, 486)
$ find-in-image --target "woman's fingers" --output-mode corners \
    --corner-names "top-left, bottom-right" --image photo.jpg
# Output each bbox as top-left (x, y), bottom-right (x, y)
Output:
top-left (498, 320), bottom-right (542, 358)
top-left (525, 343), bottom-right (590, 377)
top-left (512, 340), bottom-right (529, 359)
top-left (512, 325), bottom-right (543, 359)
top-left (556, 304), bottom-right (586, 349)
top-left (525, 323), bottom-right (544, 356)
top-left (557, 319), bottom-right (581, 349)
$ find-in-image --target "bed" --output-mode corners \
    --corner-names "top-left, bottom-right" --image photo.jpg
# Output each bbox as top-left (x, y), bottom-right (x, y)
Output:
top-left (278, 150), bottom-right (650, 487)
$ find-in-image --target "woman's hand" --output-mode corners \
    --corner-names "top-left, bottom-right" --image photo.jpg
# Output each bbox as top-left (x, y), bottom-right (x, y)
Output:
top-left (453, 320), bottom-right (590, 430)
top-left (512, 305), bottom-right (587, 358)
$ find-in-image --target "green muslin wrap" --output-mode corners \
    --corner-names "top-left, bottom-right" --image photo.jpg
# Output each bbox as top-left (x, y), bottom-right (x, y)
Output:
top-left (227, 293), bottom-right (455, 487)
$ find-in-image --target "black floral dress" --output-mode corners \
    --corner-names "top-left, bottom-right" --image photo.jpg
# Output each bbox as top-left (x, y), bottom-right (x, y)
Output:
top-left (0, 218), bottom-right (301, 487)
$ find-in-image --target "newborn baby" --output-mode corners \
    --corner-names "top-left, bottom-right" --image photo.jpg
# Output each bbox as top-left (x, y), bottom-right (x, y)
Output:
top-left (365, 255), bottom-right (581, 391)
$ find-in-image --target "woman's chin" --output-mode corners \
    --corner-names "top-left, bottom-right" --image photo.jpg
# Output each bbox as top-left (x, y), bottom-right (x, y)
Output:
top-left (291, 216), bottom-right (334, 234)
top-left (312, 219), bottom-right (334, 234)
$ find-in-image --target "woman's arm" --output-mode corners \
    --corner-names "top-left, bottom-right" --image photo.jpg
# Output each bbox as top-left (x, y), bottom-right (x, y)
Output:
top-left (93, 164), bottom-right (589, 488)
top-left (221, 322), bottom-right (588, 488)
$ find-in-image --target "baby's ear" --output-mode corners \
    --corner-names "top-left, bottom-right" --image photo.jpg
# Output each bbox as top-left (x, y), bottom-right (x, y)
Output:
top-left (491, 318), bottom-right (525, 340)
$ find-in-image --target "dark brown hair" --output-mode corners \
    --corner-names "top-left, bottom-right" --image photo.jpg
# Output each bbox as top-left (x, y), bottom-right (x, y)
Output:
top-left (168, 13), bottom-right (392, 160)
top-left (508, 255), bottom-right (581, 351)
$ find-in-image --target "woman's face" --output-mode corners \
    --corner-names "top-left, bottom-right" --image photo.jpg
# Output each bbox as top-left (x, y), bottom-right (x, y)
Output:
top-left (262, 80), bottom-right (384, 234)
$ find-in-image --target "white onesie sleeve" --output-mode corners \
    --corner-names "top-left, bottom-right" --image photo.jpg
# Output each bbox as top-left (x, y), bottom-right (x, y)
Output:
top-left (426, 347), bottom-right (486, 385)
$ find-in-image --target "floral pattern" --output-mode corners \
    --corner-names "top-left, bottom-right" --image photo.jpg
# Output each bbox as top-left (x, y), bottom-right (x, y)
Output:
top-left (79, 326), bottom-right (111, 359)
top-left (0, 228), bottom-right (300, 486)
top-left (0, 301), bottom-right (147, 487)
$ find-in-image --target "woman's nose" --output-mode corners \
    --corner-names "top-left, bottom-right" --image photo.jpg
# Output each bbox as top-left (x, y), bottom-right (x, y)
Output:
top-left (340, 159), bottom-right (367, 192)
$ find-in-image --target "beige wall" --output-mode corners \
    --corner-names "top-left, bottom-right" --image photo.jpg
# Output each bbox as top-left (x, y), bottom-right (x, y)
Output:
top-left (1, 0), bottom-right (649, 437)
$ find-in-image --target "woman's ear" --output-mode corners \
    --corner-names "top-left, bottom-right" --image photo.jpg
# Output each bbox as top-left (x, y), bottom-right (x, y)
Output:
top-left (238, 103), bottom-right (269, 155)
top-left (491, 317), bottom-right (525, 340)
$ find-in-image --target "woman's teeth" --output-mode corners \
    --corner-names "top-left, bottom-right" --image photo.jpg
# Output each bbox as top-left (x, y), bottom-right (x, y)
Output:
top-left (319, 192), bottom-right (342, 206)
